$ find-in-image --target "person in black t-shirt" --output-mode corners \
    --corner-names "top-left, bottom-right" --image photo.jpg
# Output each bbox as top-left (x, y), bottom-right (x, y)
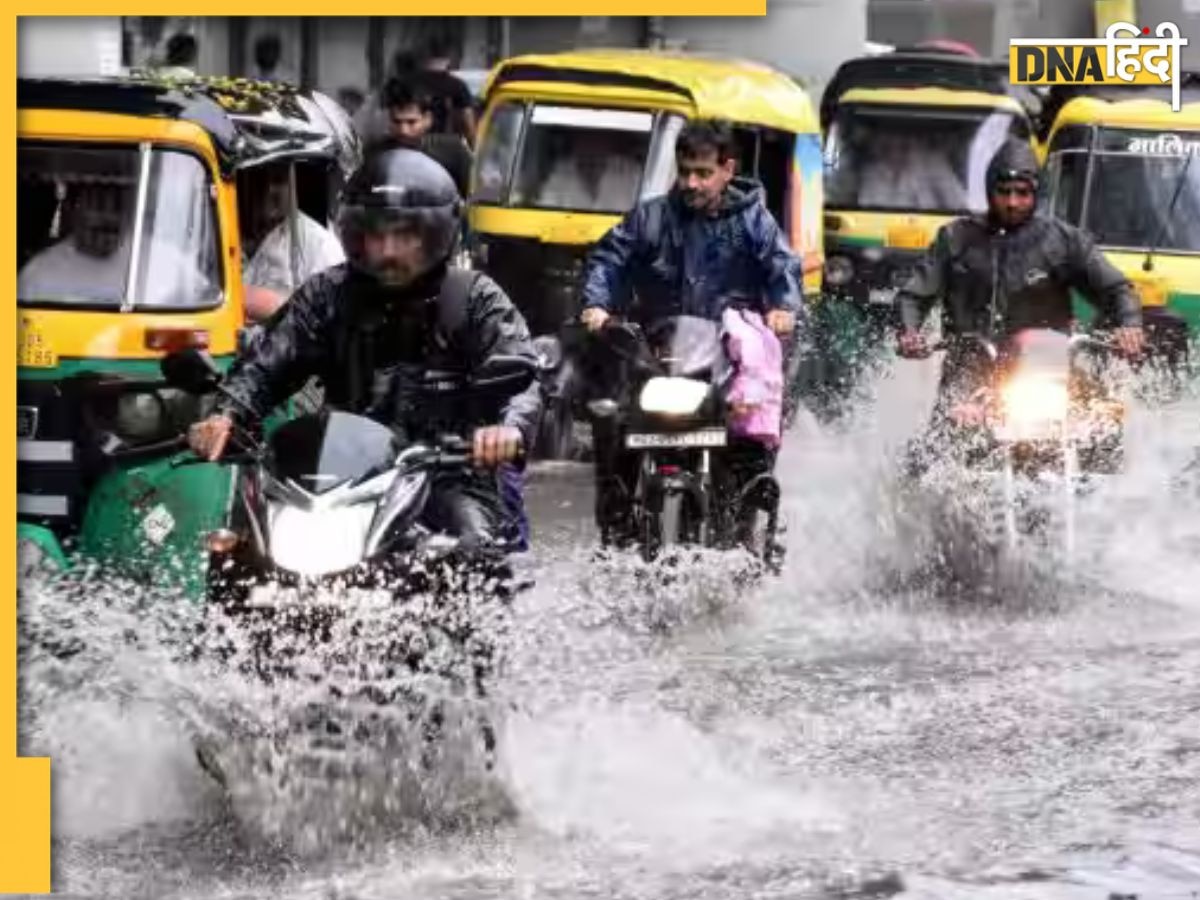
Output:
top-left (415, 36), bottom-right (476, 146)
top-left (380, 79), bottom-right (473, 200)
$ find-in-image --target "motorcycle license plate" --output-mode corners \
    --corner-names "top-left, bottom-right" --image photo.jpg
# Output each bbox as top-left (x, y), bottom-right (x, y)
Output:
top-left (626, 429), bottom-right (727, 449)
top-left (868, 287), bottom-right (896, 305)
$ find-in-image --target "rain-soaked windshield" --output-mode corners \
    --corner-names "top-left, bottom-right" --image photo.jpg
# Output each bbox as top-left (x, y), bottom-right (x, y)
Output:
top-left (824, 105), bottom-right (1028, 214)
top-left (998, 328), bottom-right (1072, 378)
top-left (1055, 130), bottom-right (1200, 253)
top-left (267, 410), bottom-right (400, 494)
top-left (473, 102), bottom-right (684, 213)
top-left (17, 142), bottom-right (223, 309)
top-left (644, 314), bottom-right (724, 378)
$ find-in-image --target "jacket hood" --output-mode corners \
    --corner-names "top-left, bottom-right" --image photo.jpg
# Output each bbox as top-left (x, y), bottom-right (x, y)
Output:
top-left (986, 138), bottom-right (1040, 193)
top-left (721, 176), bottom-right (767, 213)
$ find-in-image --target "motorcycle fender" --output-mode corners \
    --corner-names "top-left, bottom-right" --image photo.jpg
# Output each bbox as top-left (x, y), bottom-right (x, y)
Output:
top-left (640, 463), bottom-right (708, 511)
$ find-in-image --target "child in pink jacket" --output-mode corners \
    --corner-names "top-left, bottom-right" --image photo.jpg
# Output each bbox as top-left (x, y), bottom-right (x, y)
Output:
top-left (721, 306), bottom-right (784, 450)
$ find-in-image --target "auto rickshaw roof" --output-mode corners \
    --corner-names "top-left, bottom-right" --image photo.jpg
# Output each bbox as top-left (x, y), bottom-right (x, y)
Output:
top-left (835, 87), bottom-right (1027, 115)
top-left (17, 72), bottom-right (362, 178)
top-left (1037, 75), bottom-right (1200, 139)
top-left (820, 51), bottom-right (1037, 130)
top-left (482, 49), bottom-right (818, 134)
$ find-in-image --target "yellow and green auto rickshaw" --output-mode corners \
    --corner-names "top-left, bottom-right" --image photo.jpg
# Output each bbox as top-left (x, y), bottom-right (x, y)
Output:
top-left (16, 72), bottom-right (360, 595)
top-left (1037, 76), bottom-right (1200, 370)
top-left (816, 50), bottom-right (1039, 415)
top-left (466, 49), bottom-right (824, 456)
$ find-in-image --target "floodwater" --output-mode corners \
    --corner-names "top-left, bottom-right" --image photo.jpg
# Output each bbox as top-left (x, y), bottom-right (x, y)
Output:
top-left (15, 354), bottom-right (1200, 899)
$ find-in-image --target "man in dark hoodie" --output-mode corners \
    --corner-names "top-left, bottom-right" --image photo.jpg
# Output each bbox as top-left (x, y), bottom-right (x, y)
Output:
top-left (579, 118), bottom-right (803, 546)
top-left (896, 137), bottom-right (1144, 468)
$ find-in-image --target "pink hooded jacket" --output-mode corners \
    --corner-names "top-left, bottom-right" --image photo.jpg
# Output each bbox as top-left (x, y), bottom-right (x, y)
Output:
top-left (720, 307), bottom-right (784, 450)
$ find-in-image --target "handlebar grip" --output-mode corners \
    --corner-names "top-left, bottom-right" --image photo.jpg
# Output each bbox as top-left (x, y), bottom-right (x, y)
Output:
top-left (438, 435), bottom-right (473, 455)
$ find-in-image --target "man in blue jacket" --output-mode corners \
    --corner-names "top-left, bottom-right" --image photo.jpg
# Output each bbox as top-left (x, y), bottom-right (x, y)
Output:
top-left (579, 118), bottom-right (803, 547)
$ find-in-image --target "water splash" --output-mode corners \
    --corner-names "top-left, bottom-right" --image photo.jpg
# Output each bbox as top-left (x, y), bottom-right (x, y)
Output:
top-left (18, 353), bottom-right (1200, 898)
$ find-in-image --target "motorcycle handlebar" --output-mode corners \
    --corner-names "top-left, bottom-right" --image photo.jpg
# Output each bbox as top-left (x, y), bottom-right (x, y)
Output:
top-left (400, 433), bottom-right (526, 471)
top-left (900, 331), bottom-right (1127, 362)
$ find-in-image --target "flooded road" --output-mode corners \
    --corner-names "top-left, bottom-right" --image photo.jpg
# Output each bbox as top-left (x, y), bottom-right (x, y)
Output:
top-left (16, 358), bottom-right (1200, 899)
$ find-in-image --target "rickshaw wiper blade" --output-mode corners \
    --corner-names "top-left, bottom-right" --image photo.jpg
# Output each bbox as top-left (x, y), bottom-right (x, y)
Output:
top-left (1143, 149), bottom-right (1194, 273)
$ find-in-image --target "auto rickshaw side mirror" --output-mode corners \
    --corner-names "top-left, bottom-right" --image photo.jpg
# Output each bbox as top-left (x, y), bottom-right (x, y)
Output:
top-left (161, 348), bottom-right (223, 395)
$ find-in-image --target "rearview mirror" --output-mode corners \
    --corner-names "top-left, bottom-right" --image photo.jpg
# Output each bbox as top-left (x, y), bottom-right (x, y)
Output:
top-left (161, 348), bottom-right (223, 395)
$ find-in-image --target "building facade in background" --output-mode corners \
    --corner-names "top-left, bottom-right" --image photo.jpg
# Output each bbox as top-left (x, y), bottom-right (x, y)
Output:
top-left (18, 3), bottom-right (1199, 113)
top-left (867, 0), bottom-right (1198, 68)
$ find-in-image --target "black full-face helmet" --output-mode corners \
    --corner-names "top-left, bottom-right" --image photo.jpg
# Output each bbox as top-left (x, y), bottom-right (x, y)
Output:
top-left (336, 143), bottom-right (462, 285)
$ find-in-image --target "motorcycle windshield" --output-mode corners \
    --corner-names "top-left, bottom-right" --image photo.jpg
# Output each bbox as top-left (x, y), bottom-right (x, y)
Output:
top-left (1000, 329), bottom-right (1071, 377)
top-left (644, 315), bottom-right (723, 378)
top-left (267, 410), bottom-right (401, 495)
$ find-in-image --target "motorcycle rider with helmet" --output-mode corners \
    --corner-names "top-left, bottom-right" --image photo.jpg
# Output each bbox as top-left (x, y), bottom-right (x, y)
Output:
top-left (187, 145), bottom-right (541, 550)
top-left (895, 137), bottom-right (1144, 471)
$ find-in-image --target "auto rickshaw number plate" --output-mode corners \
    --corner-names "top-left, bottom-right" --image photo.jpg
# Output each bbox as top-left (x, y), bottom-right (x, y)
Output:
top-left (886, 224), bottom-right (931, 250)
top-left (1132, 277), bottom-right (1167, 307)
top-left (18, 317), bottom-right (57, 369)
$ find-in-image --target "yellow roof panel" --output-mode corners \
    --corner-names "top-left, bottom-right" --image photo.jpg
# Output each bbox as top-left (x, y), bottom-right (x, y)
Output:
top-left (484, 49), bottom-right (818, 133)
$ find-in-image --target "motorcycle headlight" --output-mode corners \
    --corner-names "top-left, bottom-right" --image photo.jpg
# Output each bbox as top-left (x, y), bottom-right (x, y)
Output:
top-left (1000, 375), bottom-right (1069, 424)
top-left (638, 377), bottom-right (709, 416)
top-left (824, 255), bottom-right (855, 287)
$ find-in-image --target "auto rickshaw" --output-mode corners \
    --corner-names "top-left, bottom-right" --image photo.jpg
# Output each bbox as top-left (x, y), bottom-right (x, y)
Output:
top-left (16, 72), bottom-right (360, 596)
top-left (816, 51), bottom-right (1039, 417)
top-left (466, 49), bottom-right (824, 457)
top-left (1036, 76), bottom-right (1200, 371)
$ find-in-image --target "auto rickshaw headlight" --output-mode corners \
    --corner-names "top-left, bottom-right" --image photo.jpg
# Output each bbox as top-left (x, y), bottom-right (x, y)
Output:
top-left (114, 391), bottom-right (169, 442)
top-left (824, 255), bottom-right (855, 287)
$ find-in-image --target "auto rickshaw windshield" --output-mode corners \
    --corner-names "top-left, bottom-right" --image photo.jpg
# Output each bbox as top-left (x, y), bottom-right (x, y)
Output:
top-left (1052, 129), bottom-right (1200, 253)
top-left (474, 102), bottom-right (685, 212)
top-left (17, 141), bottom-right (223, 309)
top-left (824, 105), bottom-right (1028, 214)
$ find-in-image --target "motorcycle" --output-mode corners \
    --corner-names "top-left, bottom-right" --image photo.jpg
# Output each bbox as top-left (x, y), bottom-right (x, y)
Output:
top-left (160, 348), bottom-right (537, 777)
top-left (905, 327), bottom-right (1125, 569)
top-left (587, 315), bottom-right (784, 569)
